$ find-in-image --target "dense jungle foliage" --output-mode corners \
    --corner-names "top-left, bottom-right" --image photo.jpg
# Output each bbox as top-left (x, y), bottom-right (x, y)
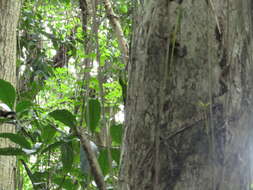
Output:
top-left (0, 0), bottom-right (131, 189)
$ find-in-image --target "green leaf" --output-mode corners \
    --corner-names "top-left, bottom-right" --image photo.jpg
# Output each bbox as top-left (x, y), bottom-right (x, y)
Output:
top-left (0, 133), bottom-right (31, 149)
top-left (61, 142), bottom-right (74, 173)
top-left (49, 109), bottom-right (76, 128)
top-left (0, 118), bottom-right (13, 124)
top-left (120, 5), bottom-right (128, 13)
top-left (16, 100), bottom-right (33, 113)
top-left (110, 124), bottom-right (123, 145)
top-left (98, 149), bottom-right (110, 175)
top-left (53, 177), bottom-right (78, 190)
top-left (0, 79), bottom-right (16, 109)
top-left (0, 147), bottom-right (25, 155)
top-left (111, 148), bottom-right (120, 165)
top-left (85, 99), bottom-right (101, 133)
top-left (41, 125), bottom-right (57, 143)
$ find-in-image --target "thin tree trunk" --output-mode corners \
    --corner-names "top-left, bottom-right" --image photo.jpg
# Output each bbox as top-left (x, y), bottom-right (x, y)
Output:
top-left (119, 0), bottom-right (253, 189)
top-left (0, 0), bottom-right (21, 189)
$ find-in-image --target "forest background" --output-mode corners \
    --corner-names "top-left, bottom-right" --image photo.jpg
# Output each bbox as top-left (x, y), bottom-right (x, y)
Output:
top-left (0, 0), bottom-right (129, 189)
top-left (1, 0), bottom-right (253, 190)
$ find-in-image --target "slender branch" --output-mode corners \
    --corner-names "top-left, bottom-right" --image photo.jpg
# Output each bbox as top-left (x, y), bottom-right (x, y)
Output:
top-left (102, 0), bottom-right (129, 65)
top-left (20, 159), bottom-right (45, 190)
top-left (74, 126), bottom-right (106, 190)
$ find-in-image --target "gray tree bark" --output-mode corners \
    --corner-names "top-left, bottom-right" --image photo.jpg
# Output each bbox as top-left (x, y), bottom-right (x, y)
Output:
top-left (119, 0), bottom-right (253, 189)
top-left (0, 0), bottom-right (21, 189)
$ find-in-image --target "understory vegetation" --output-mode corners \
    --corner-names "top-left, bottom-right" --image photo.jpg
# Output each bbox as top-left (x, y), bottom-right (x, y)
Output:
top-left (0, 0), bottom-right (131, 189)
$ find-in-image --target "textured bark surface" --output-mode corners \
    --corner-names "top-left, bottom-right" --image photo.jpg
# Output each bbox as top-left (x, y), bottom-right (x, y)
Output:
top-left (119, 0), bottom-right (253, 189)
top-left (0, 0), bottom-right (21, 189)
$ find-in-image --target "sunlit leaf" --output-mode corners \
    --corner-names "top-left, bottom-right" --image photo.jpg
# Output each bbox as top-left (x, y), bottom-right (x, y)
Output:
top-left (120, 5), bottom-right (128, 13)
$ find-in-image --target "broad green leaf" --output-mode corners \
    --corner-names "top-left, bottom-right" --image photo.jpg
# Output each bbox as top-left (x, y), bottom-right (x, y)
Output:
top-left (98, 149), bottom-right (110, 175)
top-left (16, 100), bottom-right (33, 113)
top-left (0, 147), bottom-right (25, 155)
top-left (110, 124), bottom-right (123, 145)
top-left (111, 148), bottom-right (120, 165)
top-left (49, 109), bottom-right (76, 128)
top-left (85, 99), bottom-right (101, 133)
top-left (0, 79), bottom-right (16, 109)
top-left (0, 133), bottom-right (31, 149)
top-left (41, 125), bottom-right (57, 143)
top-left (61, 142), bottom-right (74, 173)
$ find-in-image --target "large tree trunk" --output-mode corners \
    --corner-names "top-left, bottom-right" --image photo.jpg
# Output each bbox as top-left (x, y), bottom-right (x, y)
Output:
top-left (0, 0), bottom-right (21, 189)
top-left (119, 0), bottom-right (253, 189)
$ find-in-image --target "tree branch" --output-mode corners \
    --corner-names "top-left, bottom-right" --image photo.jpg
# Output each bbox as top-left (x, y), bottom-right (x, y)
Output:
top-left (74, 126), bottom-right (106, 190)
top-left (103, 0), bottom-right (129, 65)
